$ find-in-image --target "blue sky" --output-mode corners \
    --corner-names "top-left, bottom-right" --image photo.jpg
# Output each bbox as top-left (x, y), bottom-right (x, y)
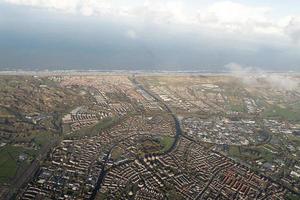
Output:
top-left (0, 0), bottom-right (300, 71)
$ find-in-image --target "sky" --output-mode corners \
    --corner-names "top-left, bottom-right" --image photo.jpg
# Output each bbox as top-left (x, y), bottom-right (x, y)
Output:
top-left (0, 0), bottom-right (300, 71)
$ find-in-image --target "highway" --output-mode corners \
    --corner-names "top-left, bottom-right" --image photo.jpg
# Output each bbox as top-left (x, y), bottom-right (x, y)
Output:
top-left (131, 77), bottom-right (182, 153)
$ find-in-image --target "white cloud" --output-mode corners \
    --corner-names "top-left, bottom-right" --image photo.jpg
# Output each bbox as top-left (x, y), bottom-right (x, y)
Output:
top-left (3, 0), bottom-right (116, 16)
top-left (200, 1), bottom-right (270, 24)
top-left (284, 17), bottom-right (300, 43)
top-left (225, 63), bottom-right (299, 90)
top-left (127, 0), bottom-right (190, 25)
top-left (4, 0), bottom-right (80, 13)
top-left (197, 1), bottom-right (282, 36)
top-left (225, 62), bottom-right (259, 85)
top-left (2, 0), bottom-right (300, 44)
top-left (126, 29), bottom-right (137, 39)
top-left (80, 5), bottom-right (93, 16)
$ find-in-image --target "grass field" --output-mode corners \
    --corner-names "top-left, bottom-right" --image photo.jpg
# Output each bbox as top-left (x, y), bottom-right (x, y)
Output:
top-left (0, 145), bottom-right (37, 183)
top-left (229, 103), bottom-right (245, 112)
top-left (65, 117), bottom-right (119, 139)
top-left (111, 147), bottom-right (123, 160)
top-left (228, 146), bottom-right (255, 160)
top-left (159, 136), bottom-right (175, 153)
top-left (263, 106), bottom-right (300, 122)
top-left (228, 146), bottom-right (241, 157)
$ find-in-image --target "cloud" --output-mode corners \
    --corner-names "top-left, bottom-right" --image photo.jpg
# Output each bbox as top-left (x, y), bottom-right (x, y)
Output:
top-left (2, 0), bottom-right (300, 46)
top-left (126, 29), bottom-right (137, 39)
top-left (225, 63), bottom-right (253, 75)
top-left (3, 0), bottom-right (116, 16)
top-left (206, 1), bottom-right (270, 24)
top-left (225, 63), bottom-right (259, 85)
top-left (197, 1), bottom-right (281, 36)
top-left (267, 74), bottom-right (299, 91)
top-left (3, 0), bottom-right (80, 13)
top-left (225, 63), bottom-right (299, 90)
top-left (80, 4), bottom-right (94, 16)
top-left (127, 0), bottom-right (190, 25)
top-left (2, 0), bottom-right (190, 25)
top-left (285, 17), bottom-right (300, 43)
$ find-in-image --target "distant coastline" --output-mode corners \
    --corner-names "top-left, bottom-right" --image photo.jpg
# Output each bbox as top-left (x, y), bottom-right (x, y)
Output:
top-left (0, 69), bottom-right (299, 76)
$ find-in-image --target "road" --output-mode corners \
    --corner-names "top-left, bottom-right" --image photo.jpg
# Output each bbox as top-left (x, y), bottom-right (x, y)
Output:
top-left (131, 77), bottom-right (182, 152)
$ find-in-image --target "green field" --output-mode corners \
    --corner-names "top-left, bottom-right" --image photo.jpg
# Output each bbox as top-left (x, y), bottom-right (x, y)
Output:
top-left (228, 144), bottom-right (278, 162)
top-left (159, 136), bottom-right (175, 152)
top-left (0, 145), bottom-right (37, 183)
top-left (229, 103), bottom-right (245, 112)
top-left (111, 147), bottom-right (124, 160)
top-left (263, 106), bottom-right (300, 122)
top-left (65, 117), bottom-right (119, 139)
top-left (228, 146), bottom-right (241, 157)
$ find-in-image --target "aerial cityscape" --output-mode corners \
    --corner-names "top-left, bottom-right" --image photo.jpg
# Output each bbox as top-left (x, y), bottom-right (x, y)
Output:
top-left (1, 0), bottom-right (300, 199)
top-left (0, 72), bottom-right (299, 199)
